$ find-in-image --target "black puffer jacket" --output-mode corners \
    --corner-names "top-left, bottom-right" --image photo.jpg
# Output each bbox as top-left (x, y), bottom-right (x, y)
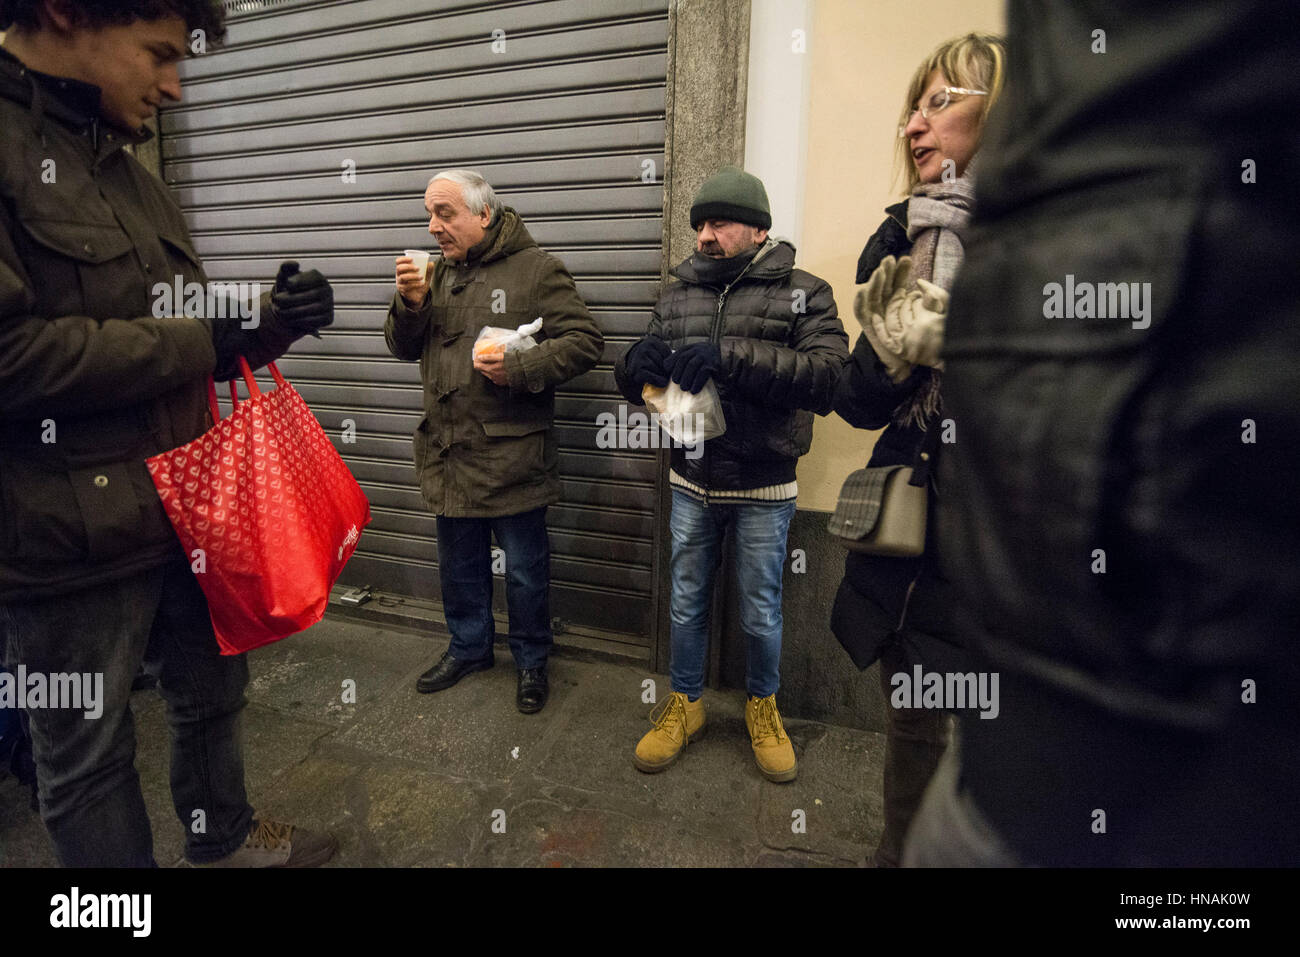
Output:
top-left (829, 202), bottom-right (962, 673)
top-left (614, 240), bottom-right (848, 490)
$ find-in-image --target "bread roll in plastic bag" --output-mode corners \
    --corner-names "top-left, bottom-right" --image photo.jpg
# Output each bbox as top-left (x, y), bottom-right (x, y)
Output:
top-left (641, 379), bottom-right (727, 445)
top-left (473, 317), bottom-right (543, 359)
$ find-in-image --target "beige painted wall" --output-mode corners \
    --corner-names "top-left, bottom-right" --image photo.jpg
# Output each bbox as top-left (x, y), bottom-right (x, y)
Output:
top-left (794, 0), bottom-right (1004, 512)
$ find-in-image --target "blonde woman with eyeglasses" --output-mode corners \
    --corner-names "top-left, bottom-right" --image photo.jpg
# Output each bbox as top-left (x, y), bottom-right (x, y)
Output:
top-left (829, 32), bottom-right (1005, 868)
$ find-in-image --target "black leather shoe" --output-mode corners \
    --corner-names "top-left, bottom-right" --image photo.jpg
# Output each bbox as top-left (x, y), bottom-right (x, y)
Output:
top-left (416, 651), bottom-right (494, 694)
top-left (516, 666), bottom-right (549, 714)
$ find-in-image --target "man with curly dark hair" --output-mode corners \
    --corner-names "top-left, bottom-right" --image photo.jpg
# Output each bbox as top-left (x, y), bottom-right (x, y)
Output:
top-left (0, 0), bottom-right (225, 132)
top-left (1, 0), bottom-right (225, 35)
top-left (1, 0), bottom-right (339, 867)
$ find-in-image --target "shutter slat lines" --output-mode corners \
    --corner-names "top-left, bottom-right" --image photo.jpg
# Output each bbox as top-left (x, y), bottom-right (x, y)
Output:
top-left (167, 0), bottom-right (669, 641)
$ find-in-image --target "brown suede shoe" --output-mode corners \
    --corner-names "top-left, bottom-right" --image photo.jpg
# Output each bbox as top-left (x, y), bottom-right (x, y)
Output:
top-left (202, 818), bottom-right (338, 868)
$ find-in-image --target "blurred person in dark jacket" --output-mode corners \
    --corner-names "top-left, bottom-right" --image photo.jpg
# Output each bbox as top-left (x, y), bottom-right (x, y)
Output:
top-left (831, 32), bottom-right (1005, 867)
top-left (905, 0), bottom-right (1299, 866)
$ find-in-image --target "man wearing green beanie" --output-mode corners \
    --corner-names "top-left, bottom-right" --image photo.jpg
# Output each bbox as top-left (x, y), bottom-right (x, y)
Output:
top-left (687, 164), bottom-right (774, 232)
top-left (614, 166), bottom-right (848, 782)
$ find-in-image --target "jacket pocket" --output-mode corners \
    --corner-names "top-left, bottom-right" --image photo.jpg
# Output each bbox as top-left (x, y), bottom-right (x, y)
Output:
top-left (68, 464), bottom-right (150, 560)
top-left (158, 231), bottom-right (202, 267)
top-left (19, 218), bottom-right (138, 317)
top-left (0, 458), bottom-right (89, 562)
top-left (4, 458), bottom-right (166, 564)
top-left (477, 418), bottom-right (552, 491)
top-left (0, 427), bottom-right (173, 566)
top-left (21, 218), bottom-right (134, 265)
top-left (480, 419), bottom-right (549, 438)
top-left (157, 232), bottom-right (207, 288)
top-left (830, 576), bottom-right (895, 670)
top-left (412, 414), bottom-right (435, 473)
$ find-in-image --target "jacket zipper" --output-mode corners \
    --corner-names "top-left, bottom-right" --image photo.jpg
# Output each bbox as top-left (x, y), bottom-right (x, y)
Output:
top-left (699, 247), bottom-right (767, 508)
top-left (701, 291), bottom-right (731, 508)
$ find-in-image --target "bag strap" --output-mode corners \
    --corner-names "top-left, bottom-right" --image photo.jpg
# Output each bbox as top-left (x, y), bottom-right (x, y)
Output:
top-left (903, 416), bottom-right (944, 490)
top-left (206, 377), bottom-right (220, 425)
top-left (210, 359), bottom-right (287, 420)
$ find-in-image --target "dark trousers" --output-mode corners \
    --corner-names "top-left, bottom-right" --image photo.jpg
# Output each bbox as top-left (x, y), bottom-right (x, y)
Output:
top-left (872, 638), bottom-right (951, 867)
top-left (0, 558), bottom-right (253, 866)
top-left (435, 506), bottom-right (552, 670)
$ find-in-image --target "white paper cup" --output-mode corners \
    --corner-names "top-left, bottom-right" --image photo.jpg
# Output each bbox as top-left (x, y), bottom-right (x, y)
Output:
top-left (403, 249), bottom-right (430, 277)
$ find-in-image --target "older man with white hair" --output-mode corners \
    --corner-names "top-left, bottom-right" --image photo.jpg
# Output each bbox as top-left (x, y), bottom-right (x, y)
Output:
top-left (385, 170), bottom-right (602, 713)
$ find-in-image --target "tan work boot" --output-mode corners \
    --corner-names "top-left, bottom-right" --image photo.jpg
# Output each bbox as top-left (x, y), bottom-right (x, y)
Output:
top-left (201, 818), bottom-right (339, 868)
top-left (633, 691), bottom-right (706, 773)
top-left (745, 693), bottom-right (797, 782)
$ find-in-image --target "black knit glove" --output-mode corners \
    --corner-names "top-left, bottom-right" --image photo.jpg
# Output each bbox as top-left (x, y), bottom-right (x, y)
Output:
top-left (269, 261), bottom-right (334, 338)
top-left (623, 335), bottom-right (672, 388)
top-left (666, 341), bottom-right (721, 394)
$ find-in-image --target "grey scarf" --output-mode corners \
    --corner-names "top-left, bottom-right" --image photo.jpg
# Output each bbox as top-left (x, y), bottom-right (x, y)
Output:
top-left (896, 167), bottom-right (976, 428)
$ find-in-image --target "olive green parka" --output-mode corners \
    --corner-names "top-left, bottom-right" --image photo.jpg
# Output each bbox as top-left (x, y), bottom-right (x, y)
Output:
top-left (384, 208), bottom-right (602, 517)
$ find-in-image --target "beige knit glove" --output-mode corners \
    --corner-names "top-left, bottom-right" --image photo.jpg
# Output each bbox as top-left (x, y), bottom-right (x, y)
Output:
top-left (898, 277), bottom-right (947, 370)
top-left (854, 255), bottom-right (915, 383)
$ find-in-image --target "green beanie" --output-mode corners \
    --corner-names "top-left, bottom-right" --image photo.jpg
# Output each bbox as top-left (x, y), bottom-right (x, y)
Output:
top-left (689, 166), bottom-right (772, 231)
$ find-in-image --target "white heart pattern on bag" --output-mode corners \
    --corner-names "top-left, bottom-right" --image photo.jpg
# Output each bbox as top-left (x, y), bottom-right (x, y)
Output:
top-left (145, 379), bottom-right (369, 621)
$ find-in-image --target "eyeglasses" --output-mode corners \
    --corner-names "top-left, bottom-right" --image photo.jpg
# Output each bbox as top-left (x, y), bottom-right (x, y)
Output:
top-left (897, 86), bottom-right (988, 137)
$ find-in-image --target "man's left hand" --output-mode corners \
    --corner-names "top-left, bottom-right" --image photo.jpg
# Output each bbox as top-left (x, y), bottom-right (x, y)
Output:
top-left (667, 341), bottom-right (721, 394)
top-left (474, 350), bottom-right (509, 386)
top-left (270, 260), bottom-right (334, 337)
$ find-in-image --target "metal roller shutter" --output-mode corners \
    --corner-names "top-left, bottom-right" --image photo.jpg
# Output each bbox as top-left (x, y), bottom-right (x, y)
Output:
top-left (162, 0), bottom-right (670, 653)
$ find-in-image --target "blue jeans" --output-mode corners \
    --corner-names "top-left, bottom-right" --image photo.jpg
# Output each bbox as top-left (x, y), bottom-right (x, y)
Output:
top-left (436, 506), bottom-right (552, 670)
top-left (0, 558), bottom-right (254, 866)
top-left (668, 489), bottom-right (796, 700)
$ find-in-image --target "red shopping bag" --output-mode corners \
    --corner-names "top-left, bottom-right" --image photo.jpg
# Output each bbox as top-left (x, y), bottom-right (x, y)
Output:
top-left (146, 358), bottom-right (371, 654)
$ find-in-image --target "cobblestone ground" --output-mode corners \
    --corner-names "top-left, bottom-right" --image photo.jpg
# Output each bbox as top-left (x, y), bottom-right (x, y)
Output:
top-left (0, 616), bottom-right (885, 867)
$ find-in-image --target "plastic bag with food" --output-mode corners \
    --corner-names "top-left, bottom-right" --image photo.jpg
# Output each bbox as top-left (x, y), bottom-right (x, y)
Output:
top-left (641, 379), bottom-right (727, 445)
top-left (473, 317), bottom-right (544, 359)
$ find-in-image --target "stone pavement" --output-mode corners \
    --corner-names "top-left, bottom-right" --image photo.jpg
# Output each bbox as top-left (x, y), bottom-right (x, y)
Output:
top-left (0, 615), bottom-right (885, 867)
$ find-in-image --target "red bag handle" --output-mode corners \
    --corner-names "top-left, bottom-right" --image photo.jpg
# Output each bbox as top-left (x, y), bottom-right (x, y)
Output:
top-left (206, 377), bottom-right (220, 425)
top-left (207, 359), bottom-right (287, 423)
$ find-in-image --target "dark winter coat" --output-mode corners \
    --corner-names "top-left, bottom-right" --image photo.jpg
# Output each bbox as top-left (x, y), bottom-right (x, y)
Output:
top-left (612, 240), bottom-right (848, 491)
top-left (829, 203), bottom-right (962, 674)
top-left (938, 0), bottom-right (1299, 865)
top-left (384, 207), bottom-right (602, 517)
top-left (0, 48), bottom-right (295, 603)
